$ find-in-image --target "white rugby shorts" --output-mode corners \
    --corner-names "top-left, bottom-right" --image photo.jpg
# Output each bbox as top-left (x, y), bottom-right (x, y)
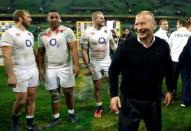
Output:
top-left (45, 66), bottom-right (75, 90)
top-left (91, 61), bottom-right (110, 80)
top-left (13, 66), bottom-right (39, 92)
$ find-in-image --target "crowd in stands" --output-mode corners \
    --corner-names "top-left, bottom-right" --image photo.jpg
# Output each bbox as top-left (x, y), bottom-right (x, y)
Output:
top-left (0, 0), bottom-right (190, 16)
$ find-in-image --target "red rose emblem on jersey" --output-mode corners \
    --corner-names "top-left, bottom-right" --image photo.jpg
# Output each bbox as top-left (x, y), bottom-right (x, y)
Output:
top-left (55, 29), bottom-right (59, 34)
top-left (16, 33), bottom-right (20, 36)
top-left (28, 33), bottom-right (31, 36)
top-left (47, 31), bottom-right (52, 37)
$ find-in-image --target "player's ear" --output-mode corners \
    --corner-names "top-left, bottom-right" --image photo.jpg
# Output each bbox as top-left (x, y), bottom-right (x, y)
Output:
top-left (19, 16), bottom-right (23, 22)
top-left (59, 19), bottom-right (62, 23)
top-left (153, 21), bottom-right (157, 30)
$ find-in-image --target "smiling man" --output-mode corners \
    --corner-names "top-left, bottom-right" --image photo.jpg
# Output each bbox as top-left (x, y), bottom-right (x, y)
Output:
top-left (109, 11), bottom-right (174, 131)
top-left (38, 10), bottom-right (80, 127)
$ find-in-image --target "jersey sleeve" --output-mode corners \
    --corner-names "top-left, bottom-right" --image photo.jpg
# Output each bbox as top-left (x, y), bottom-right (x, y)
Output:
top-left (29, 32), bottom-right (35, 47)
top-left (179, 36), bottom-right (191, 65)
top-left (0, 31), bottom-right (14, 47)
top-left (66, 28), bottom-right (76, 43)
top-left (80, 30), bottom-right (89, 49)
top-left (38, 33), bottom-right (44, 48)
top-left (109, 30), bottom-right (114, 39)
top-left (168, 32), bottom-right (174, 49)
top-left (31, 33), bottom-right (35, 44)
top-left (163, 42), bottom-right (174, 93)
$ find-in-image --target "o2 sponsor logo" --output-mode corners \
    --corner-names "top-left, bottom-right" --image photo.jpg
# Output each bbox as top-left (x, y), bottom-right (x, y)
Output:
top-left (25, 40), bottom-right (32, 47)
top-left (98, 37), bottom-right (106, 44)
top-left (49, 38), bottom-right (57, 46)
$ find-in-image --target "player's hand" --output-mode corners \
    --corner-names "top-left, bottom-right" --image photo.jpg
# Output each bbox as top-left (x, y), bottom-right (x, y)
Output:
top-left (8, 75), bottom-right (17, 88)
top-left (39, 68), bottom-right (45, 81)
top-left (73, 64), bottom-right (80, 76)
top-left (164, 92), bottom-right (173, 107)
top-left (87, 66), bottom-right (94, 74)
top-left (110, 96), bottom-right (121, 113)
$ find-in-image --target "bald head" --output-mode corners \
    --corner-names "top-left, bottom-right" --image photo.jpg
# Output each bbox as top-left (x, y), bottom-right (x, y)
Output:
top-left (136, 11), bottom-right (155, 23)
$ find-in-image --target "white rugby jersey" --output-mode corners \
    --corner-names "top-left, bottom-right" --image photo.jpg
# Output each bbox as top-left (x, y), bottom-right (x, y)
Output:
top-left (0, 26), bottom-right (36, 69)
top-left (154, 28), bottom-right (169, 43)
top-left (81, 26), bottom-right (113, 63)
top-left (169, 27), bottom-right (191, 62)
top-left (38, 25), bottom-right (76, 68)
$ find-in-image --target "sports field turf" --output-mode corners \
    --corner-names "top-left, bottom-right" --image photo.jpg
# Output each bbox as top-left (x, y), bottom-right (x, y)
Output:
top-left (0, 67), bottom-right (191, 131)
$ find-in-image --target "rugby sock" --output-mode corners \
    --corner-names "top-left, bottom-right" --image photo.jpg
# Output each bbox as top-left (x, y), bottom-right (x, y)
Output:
top-left (26, 115), bottom-right (34, 126)
top-left (53, 113), bottom-right (60, 119)
top-left (12, 113), bottom-right (21, 126)
top-left (68, 109), bottom-right (74, 114)
top-left (96, 102), bottom-right (102, 107)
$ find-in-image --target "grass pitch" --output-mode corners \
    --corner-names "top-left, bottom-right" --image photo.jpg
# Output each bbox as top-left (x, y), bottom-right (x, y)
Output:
top-left (1, 67), bottom-right (191, 131)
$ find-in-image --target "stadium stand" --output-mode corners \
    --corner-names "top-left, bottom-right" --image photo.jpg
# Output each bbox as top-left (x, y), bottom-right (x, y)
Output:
top-left (0, 0), bottom-right (190, 36)
top-left (0, 0), bottom-right (190, 16)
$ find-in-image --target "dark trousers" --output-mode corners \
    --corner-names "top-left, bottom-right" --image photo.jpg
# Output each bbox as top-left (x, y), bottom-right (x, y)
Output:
top-left (119, 96), bottom-right (161, 131)
top-left (182, 66), bottom-right (191, 104)
top-left (173, 62), bottom-right (191, 104)
top-left (172, 61), bottom-right (184, 96)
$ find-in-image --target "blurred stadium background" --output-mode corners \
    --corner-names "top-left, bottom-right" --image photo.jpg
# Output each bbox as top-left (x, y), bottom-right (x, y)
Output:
top-left (0, 0), bottom-right (190, 32)
top-left (1, 0), bottom-right (190, 15)
top-left (0, 0), bottom-right (191, 64)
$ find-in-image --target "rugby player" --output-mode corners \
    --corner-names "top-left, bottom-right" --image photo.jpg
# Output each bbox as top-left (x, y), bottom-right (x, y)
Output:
top-left (38, 10), bottom-right (80, 127)
top-left (81, 11), bottom-right (117, 117)
top-left (0, 10), bottom-right (40, 131)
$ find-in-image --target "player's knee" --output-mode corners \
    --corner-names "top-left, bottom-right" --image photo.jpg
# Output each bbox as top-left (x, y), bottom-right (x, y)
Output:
top-left (94, 86), bottom-right (100, 91)
top-left (26, 96), bottom-right (35, 105)
top-left (93, 80), bottom-right (101, 90)
top-left (64, 91), bottom-right (73, 97)
top-left (50, 89), bottom-right (60, 103)
top-left (63, 88), bottom-right (73, 96)
top-left (16, 98), bottom-right (26, 105)
top-left (27, 93), bottom-right (36, 102)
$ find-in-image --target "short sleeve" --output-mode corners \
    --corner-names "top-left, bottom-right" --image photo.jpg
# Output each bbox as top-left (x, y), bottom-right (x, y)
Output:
top-left (168, 33), bottom-right (174, 49)
top-left (66, 28), bottom-right (76, 43)
top-left (38, 33), bottom-right (44, 48)
top-left (109, 30), bottom-right (113, 39)
top-left (81, 30), bottom-right (89, 49)
top-left (0, 31), bottom-right (14, 47)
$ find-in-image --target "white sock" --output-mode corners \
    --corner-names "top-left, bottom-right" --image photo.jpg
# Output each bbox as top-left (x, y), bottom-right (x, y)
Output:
top-left (26, 115), bottom-right (34, 119)
top-left (96, 102), bottom-right (102, 107)
top-left (53, 113), bottom-right (60, 119)
top-left (68, 109), bottom-right (74, 114)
